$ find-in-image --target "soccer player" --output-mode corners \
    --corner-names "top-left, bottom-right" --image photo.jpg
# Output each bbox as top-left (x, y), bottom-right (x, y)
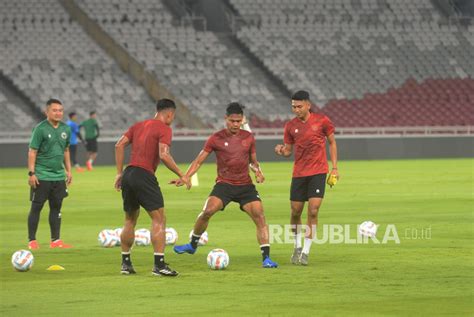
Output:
top-left (81, 111), bottom-right (99, 170)
top-left (114, 99), bottom-right (190, 277)
top-left (173, 102), bottom-right (278, 268)
top-left (274, 90), bottom-right (339, 265)
top-left (27, 99), bottom-right (73, 250)
top-left (66, 112), bottom-right (84, 172)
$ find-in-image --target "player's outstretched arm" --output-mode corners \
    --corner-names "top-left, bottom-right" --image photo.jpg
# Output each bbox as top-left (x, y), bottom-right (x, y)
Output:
top-left (274, 143), bottom-right (293, 157)
top-left (186, 150), bottom-right (210, 178)
top-left (114, 135), bottom-right (130, 191)
top-left (159, 143), bottom-right (190, 189)
top-left (170, 150), bottom-right (210, 188)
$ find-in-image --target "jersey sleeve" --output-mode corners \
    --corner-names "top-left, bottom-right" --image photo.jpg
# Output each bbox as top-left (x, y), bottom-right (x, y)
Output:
top-left (123, 124), bottom-right (135, 143)
top-left (323, 116), bottom-right (335, 136)
top-left (203, 134), bottom-right (215, 153)
top-left (283, 122), bottom-right (294, 144)
top-left (159, 125), bottom-right (172, 146)
top-left (29, 127), bottom-right (43, 150)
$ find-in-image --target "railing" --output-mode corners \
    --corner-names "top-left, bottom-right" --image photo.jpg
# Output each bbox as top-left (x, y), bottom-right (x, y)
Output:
top-left (335, 126), bottom-right (473, 136)
top-left (1, 126), bottom-right (472, 143)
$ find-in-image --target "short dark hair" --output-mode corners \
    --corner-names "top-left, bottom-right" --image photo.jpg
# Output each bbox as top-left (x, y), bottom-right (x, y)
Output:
top-left (156, 98), bottom-right (176, 112)
top-left (226, 102), bottom-right (244, 116)
top-left (68, 112), bottom-right (76, 119)
top-left (291, 90), bottom-right (310, 101)
top-left (46, 98), bottom-right (62, 107)
top-left (89, 111), bottom-right (96, 116)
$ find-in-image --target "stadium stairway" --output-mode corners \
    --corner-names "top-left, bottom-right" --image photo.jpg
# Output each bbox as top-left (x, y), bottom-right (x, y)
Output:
top-left (59, 0), bottom-right (206, 129)
top-left (0, 72), bottom-right (42, 133)
top-left (75, 0), bottom-right (295, 128)
top-left (0, 0), bottom-right (161, 130)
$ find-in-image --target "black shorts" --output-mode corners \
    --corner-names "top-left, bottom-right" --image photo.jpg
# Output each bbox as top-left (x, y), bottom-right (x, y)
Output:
top-left (209, 182), bottom-right (261, 211)
top-left (290, 173), bottom-right (326, 201)
top-left (30, 180), bottom-right (68, 204)
top-left (86, 138), bottom-right (98, 152)
top-left (121, 166), bottom-right (164, 213)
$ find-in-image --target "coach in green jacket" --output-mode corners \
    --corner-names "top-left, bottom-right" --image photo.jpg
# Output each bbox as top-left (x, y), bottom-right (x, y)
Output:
top-left (27, 99), bottom-right (73, 250)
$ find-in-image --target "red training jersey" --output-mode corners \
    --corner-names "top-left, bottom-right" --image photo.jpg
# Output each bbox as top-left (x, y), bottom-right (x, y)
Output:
top-left (203, 129), bottom-right (256, 185)
top-left (284, 112), bottom-right (335, 177)
top-left (124, 119), bottom-right (172, 174)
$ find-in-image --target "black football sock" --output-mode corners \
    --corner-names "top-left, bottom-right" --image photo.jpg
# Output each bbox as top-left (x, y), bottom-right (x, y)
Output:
top-left (260, 244), bottom-right (270, 261)
top-left (48, 199), bottom-right (62, 241)
top-left (154, 253), bottom-right (165, 269)
top-left (28, 201), bottom-right (44, 241)
top-left (190, 233), bottom-right (201, 249)
top-left (122, 252), bottom-right (132, 265)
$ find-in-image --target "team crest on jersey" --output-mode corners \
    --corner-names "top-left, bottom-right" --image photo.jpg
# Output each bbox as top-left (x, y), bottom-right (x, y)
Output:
top-left (311, 125), bottom-right (319, 131)
top-left (224, 142), bottom-right (229, 147)
top-left (61, 132), bottom-right (67, 139)
top-left (241, 140), bottom-right (248, 147)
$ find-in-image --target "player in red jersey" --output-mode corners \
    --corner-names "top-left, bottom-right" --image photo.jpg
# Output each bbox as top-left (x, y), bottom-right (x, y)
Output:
top-left (114, 99), bottom-right (190, 276)
top-left (173, 102), bottom-right (278, 268)
top-left (275, 90), bottom-right (339, 265)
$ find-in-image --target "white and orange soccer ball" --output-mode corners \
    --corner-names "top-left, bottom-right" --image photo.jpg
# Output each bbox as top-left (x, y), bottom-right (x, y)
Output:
top-left (98, 229), bottom-right (119, 247)
top-left (207, 249), bottom-right (229, 270)
top-left (135, 228), bottom-right (151, 246)
top-left (165, 227), bottom-right (178, 245)
top-left (358, 221), bottom-right (378, 238)
top-left (11, 250), bottom-right (34, 272)
top-left (189, 230), bottom-right (208, 246)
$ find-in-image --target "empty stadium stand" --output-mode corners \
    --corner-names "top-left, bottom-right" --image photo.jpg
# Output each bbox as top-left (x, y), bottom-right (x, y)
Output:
top-left (0, 0), bottom-right (472, 133)
top-left (0, 0), bottom-right (154, 131)
top-left (230, 0), bottom-right (473, 127)
top-left (76, 0), bottom-right (292, 128)
top-left (323, 77), bottom-right (474, 127)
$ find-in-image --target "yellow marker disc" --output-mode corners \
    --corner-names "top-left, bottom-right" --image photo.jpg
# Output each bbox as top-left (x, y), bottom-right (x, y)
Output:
top-left (46, 265), bottom-right (65, 271)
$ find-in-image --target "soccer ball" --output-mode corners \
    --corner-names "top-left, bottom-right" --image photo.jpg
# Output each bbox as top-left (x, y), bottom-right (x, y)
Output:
top-left (189, 230), bottom-right (208, 246)
top-left (165, 227), bottom-right (178, 245)
top-left (207, 249), bottom-right (229, 270)
top-left (114, 228), bottom-right (123, 246)
top-left (358, 221), bottom-right (378, 238)
top-left (98, 229), bottom-right (119, 247)
top-left (11, 250), bottom-right (34, 272)
top-left (135, 228), bottom-right (151, 246)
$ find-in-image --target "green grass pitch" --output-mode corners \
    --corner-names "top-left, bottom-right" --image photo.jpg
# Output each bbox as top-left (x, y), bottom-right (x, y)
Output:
top-left (1, 159), bottom-right (473, 316)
